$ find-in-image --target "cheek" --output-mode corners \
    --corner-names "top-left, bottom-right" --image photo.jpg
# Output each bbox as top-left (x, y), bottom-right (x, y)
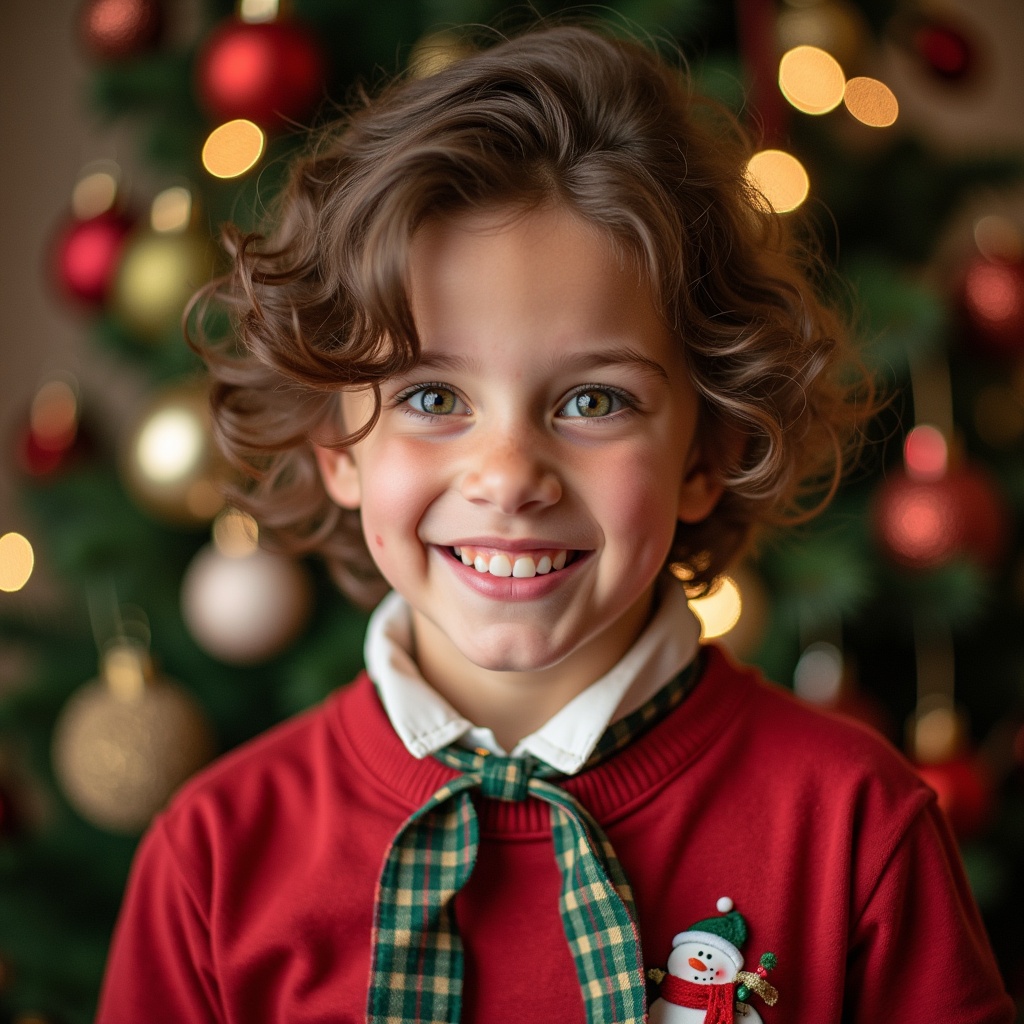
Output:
top-left (587, 449), bottom-right (681, 543)
top-left (359, 443), bottom-right (442, 539)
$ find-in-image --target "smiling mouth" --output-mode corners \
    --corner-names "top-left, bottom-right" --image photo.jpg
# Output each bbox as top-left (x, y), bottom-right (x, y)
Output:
top-left (447, 546), bottom-right (581, 579)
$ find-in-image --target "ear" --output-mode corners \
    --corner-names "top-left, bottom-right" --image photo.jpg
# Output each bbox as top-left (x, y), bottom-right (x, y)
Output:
top-left (313, 444), bottom-right (362, 510)
top-left (676, 431), bottom-right (737, 525)
top-left (676, 452), bottom-right (725, 524)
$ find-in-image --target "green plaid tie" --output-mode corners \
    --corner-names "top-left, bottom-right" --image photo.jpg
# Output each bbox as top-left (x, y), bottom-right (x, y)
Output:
top-left (366, 655), bottom-right (702, 1024)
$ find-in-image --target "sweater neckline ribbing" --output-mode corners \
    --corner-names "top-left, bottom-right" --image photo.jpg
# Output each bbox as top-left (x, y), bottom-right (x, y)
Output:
top-left (328, 645), bottom-right (750, 837)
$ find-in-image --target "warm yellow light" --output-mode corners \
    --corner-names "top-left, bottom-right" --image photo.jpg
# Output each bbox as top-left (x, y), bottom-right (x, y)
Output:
top-left (843, 76), bottom-right (899, 127)
top-left (150, 186), bottom-right (192, 233)
top-left (213, 508), bottom-right (260, 558)
top-left (778, 45), bottom-right (845, 115)
top-left (202, 120), bottom-right (266, 180)
top-left (0, 533), bottom-right (35, 593)
top-left (72, 162), bottom-right (120, 220)
top-left (689, 575), bottom-right (742, 640)
top-left (135, 407), bottom-right (205, 483)
top-left (746, 150), bottom-right (810, 213)
top-left (239, 0), bottom-right (279, 23)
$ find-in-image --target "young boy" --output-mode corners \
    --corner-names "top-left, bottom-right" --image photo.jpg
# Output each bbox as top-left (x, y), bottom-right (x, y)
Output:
top-left (98, 25), bottom-right (1013, 1024)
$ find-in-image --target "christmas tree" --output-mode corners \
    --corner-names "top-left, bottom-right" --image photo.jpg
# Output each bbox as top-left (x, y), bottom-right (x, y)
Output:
top-left (2, 0), bottom-right (1023, 1020)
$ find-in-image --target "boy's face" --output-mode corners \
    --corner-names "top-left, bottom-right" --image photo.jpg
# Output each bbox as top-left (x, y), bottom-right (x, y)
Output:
top-left (317, 205), bottom-right (722, 703)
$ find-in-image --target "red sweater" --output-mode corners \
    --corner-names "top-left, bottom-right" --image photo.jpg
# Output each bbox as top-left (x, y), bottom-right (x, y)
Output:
top-left (97, 647), bottom-right (1013, 1022)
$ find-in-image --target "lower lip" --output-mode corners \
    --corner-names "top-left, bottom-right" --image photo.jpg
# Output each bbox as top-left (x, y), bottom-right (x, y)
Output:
top-left (436, 548), bottom-right (591, 600)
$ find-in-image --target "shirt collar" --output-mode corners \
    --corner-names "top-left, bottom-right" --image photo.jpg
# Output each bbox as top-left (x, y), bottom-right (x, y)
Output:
top-left (363, 581), bottom-right (701, 775)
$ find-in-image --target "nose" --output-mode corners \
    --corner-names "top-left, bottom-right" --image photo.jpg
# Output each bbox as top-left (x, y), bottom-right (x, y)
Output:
top-left (459, 429), bottom-right (561, 513)
top-left (687, 958), bottom-right (707, 972)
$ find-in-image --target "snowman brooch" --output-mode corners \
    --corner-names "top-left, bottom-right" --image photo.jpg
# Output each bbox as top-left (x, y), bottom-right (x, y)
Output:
top-left (648, 897), bottom-right (778, 1024)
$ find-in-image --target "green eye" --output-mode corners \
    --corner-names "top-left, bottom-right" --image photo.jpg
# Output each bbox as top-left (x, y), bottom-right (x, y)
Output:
top-left (408, 387), bottom-right (460, 415)
top-left (561, 388), bottom-right (616, 418)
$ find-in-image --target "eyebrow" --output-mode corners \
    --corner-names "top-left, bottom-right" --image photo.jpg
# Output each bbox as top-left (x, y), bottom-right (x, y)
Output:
top-left (413, 347), bottom-right (671, 384)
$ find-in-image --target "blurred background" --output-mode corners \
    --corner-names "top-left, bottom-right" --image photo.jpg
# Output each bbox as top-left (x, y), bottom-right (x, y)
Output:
top-left (1, 0), bottom-right (1023, 1020)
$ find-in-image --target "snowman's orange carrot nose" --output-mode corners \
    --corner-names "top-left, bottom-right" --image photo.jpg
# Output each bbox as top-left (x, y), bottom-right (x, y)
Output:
top-left (688, 958), bottom-right (707, 971)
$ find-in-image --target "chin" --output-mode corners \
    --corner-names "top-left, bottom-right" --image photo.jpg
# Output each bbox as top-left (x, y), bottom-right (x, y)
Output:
top-left (457, 628), bottom-right (570, 675)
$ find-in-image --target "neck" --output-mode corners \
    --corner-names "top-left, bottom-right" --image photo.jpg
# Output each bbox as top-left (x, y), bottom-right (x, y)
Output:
top-left (410, 591), bottom-right (655, 751)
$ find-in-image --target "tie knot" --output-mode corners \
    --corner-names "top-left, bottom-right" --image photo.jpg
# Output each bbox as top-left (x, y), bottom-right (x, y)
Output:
top-left (479, 756), bottom-right (531, 801)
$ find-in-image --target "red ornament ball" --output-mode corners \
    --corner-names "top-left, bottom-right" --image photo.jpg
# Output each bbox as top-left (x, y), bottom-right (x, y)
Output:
top-left (195, 18), bottom-right (327, 128)
top-left (50, 210), bottom-right (134, 308)
top-left (873, 464), bottom-right (1009, 571)
top-left (915, 756), bottom-right (993, 838)
top-left (910, 18), bottom-right (974, 81)
top-left (960, 256), bottom-right (1024, 359)
top-left (77, 0), bottom-right (163, 60)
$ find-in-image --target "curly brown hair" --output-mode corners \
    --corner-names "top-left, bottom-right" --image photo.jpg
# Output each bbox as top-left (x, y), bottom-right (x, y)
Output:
top-left (191, 23), bottom-right (876, 609)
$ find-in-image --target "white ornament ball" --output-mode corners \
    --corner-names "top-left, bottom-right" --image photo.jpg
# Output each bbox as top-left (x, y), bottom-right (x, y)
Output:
top-left (181, 543), bottom-right (313, 664)
top-left (716, 896), bottom-right (734, 914)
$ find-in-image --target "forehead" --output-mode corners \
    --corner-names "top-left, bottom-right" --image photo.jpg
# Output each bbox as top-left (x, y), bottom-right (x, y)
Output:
top-left (405, 205), bottom-right (675, 366)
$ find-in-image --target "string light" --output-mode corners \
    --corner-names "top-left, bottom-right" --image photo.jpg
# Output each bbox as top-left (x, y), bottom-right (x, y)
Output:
top-left (689, 575), bottom-right (742, 640)
top-left (778, 45), bottom-right (846, 115)
top-left (746, 150), bottom-right (810, 214)
top-left (843, 77), bottom-right (899, 127)
top-left (202, 119), bottom-right (266, 179)
top-left (0, 533), bottom-right (35, 593)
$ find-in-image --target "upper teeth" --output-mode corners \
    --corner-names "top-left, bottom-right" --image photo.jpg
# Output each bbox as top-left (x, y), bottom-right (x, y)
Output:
top-left (453, 546), bottom-right (568, 578)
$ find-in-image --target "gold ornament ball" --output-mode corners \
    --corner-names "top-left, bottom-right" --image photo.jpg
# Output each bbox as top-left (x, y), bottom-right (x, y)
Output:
top-left (181, 543), bottom-right (314, 664)
top-left (122, 381), bottom-right (227, 525)
top-left (113, 228), bottom-right (216, 340)
top-left (52, 648), bottom-right (215, 834)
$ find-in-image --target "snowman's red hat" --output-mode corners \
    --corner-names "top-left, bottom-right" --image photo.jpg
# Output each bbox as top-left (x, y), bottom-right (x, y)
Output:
top-left (670, 896), bottom-right (747, 971)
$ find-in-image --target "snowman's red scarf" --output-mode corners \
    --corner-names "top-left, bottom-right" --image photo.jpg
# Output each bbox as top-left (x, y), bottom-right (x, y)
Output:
top-left (659, 975), bottom-right (736, 1024)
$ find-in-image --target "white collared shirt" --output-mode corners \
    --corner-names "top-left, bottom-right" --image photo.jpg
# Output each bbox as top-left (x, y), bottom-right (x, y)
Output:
top-left (363, 581), bottom-right (700, 775)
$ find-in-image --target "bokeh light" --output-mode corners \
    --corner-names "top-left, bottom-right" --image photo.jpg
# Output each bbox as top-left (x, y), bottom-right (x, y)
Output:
top-left (843, 76), bottom-right (899, 127)
top-left (213, 508), bottom-right (260, 558)
top-left (793, 642), bottom-right (844, 703)
top-left (689, 575), bottom-right (742, 640)
top-left (0, 533), bottom-right (35, 593)
top-left (30, 380), bottom-right (79, 451)
top-left (778, 45), bottom-right (845, 115)
top-left (904, 425), bottom-right (948, 481)
top-left (150, 186), bottom-right (192, 233)
top-left (71, 162), bottom-right (120, 220)
top-left (135, 406), bottom-right (205, 484)
top-left (409, 31), bottom-right (471, 78)
top-left (973, 215), bottom-right (1023, 263)
top-left (746, 150), bottom-right (810, 213)
top-left (239, 0), bottom-right (279, 22)
top-left (202, 119), bottom-right (266, 179)
top-left (964, 259), bottom-right (1024, 328)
